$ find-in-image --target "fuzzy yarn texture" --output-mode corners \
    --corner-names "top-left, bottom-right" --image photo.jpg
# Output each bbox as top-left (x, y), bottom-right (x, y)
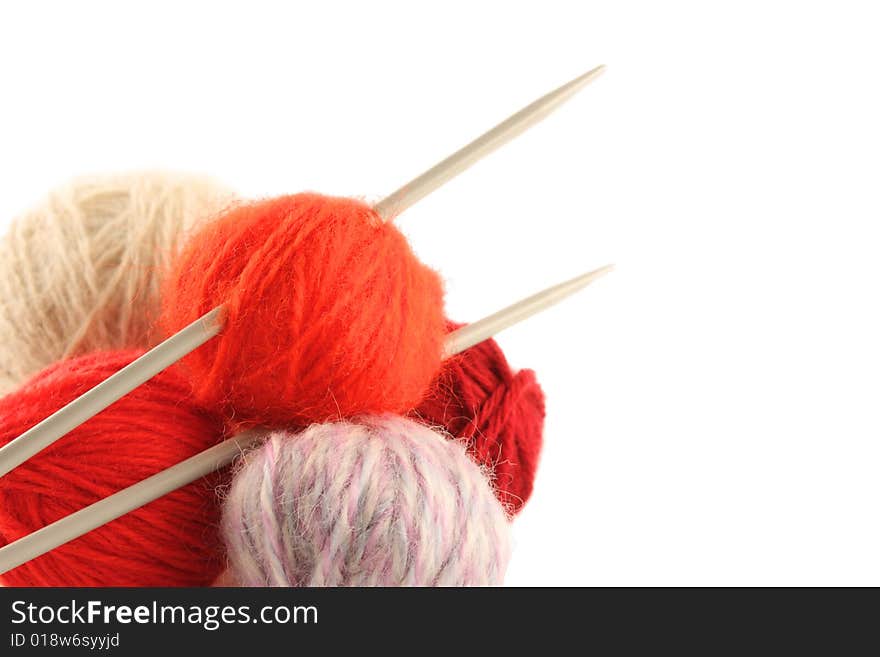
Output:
top-left (161, 193), bottom-right (446, 428)
top-left (413, 322), bottom-right (546, 513)
top-left (0, 351), bottom-right (228, 587)
top-left (0, 172), bottom-right (234, 394)
top-left (220, 416), bottom-right (511, 586)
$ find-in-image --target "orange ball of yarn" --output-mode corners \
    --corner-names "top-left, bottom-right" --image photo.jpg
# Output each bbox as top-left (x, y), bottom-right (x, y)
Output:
top-left (0, 351), bottom-right (227, 587)
top-left (161, 193), bottom-right (446, 427)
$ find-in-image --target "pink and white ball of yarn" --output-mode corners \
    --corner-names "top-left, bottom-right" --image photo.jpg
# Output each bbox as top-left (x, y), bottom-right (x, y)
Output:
top-left (219, 416), bottom-right (511, 586)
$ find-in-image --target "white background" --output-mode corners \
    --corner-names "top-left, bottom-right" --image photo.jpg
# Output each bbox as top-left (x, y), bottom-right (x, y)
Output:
top-left (1, 1), bottom-right (879, 586)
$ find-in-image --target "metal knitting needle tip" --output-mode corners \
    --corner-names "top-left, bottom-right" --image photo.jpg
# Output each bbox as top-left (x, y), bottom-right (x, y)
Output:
top-left (0, 266), bottom-right (613, 572)
top-left (443, 264), bottom-right (614, 357)
top-left (373, 64), bottom-right (606, 221)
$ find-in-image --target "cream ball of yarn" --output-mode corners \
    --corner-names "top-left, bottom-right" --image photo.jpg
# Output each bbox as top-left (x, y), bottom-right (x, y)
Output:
top-left (0, 172), bottom-right (234, 393)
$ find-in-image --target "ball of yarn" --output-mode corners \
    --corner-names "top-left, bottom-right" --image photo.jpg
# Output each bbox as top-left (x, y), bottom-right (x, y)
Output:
top-left (413, 322), bottom-right (546, 513)
top-left (0, 172), bottom-right (234, 394)
top-left (221, 415), bottom-right (511, 586)
top-left (161, 193), bottom-right (446, 427)
top-left (0, 351), bottom-right (228, 586)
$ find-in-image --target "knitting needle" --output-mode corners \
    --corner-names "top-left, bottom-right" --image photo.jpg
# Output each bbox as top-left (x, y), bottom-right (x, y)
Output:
top-left (0, 66), bottom-right (607, 479)
top-left (373, 64), bottom-right (606, 220)
top-left (0, 308), bottom-right (225, 478)
top-left (0, 264), bottom-right (613, 573)
top-left (443, 265), bottom-right (614, 356)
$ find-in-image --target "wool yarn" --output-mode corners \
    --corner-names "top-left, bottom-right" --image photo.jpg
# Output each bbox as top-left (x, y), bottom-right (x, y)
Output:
top-left (0, 350), bottom-right (228, 587)
top-left (413, 323), bottom-right (546, 513)
top-left (161, 193), bottom-right (446, 428)
top-left (220, 415), bottom-right (511, 586)
top-left (0, 172), bottom-right (234, 395)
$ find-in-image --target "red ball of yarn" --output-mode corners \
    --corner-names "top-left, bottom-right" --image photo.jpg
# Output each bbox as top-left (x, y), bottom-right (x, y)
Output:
top-left (412, 323), bottom-right (546, 513)
top-left (161, 193), bottom-right (446, 428)
top-left (0, 351), bottom-right (227, 586)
